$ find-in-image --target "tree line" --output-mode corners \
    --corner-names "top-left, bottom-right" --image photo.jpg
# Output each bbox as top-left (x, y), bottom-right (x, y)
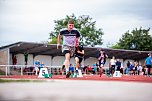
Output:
top-left (49, 14), bottom-right (152, 51)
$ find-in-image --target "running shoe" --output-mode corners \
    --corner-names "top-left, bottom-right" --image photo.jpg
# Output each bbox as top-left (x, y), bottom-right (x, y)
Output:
top-left (66, 72), bottom-right (71, 78)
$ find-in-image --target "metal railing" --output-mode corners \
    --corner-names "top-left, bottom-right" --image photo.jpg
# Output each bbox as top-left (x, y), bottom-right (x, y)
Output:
top-left (0, 65), bottom-right (62, 76)
top-left (0, 65), bottom-right (105, 76)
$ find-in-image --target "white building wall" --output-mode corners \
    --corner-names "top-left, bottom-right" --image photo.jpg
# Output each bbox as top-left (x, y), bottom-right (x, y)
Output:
top-left (139, 59), bottom-right (145, 65)
top-left (15, 54), bottom-right (33, 65)
top-left (10, 53), bottom-right (12, 65)
top-left (104, 58), bottom-right (110, 67)
top-left (16, 54), bottom-right (24, 65)
top-left (52, 56), bottom-right (85, 67)
top-left (9, 53), bottom-right (146, 68)
top-left (84, 57), bottom-right (98, 66)
top-left (34, 55), bottom-right (52, 66)
top-left (52, 56), bottom-right (65, 66)
top-left (28, 54), bottom-right (34, 65)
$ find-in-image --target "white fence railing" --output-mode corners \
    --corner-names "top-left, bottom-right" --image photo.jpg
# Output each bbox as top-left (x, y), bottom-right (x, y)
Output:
top-left (0, 65), bottom-right (105, 76)
top-left (0, 65), bottom-right (62, 76)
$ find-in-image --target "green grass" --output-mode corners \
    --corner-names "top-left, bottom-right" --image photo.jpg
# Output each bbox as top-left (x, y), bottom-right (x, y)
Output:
top-left (0, 79), bottom-right (44, 83)
top-left (0, 70), bottom-right (5, 75)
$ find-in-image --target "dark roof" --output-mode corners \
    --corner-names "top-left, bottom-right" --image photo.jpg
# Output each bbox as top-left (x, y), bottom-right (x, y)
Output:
top-left (0, 41), bottom-right (151, 60)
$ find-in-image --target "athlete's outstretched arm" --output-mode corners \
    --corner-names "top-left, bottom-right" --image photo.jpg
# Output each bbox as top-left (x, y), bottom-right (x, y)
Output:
top-left (57, 34), bottom-right (61, 49)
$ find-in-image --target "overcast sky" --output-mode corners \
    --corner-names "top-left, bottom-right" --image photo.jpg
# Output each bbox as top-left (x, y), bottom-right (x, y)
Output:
top-left (0, 0), bottom-right (152, 47)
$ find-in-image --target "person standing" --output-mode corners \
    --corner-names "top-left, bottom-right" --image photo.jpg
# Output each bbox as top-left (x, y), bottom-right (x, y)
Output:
top-left (12, 55), bottom-right (17, 65)
top-left (24, 51), bottom-right (28, 65)
top-left (110, 56), bottom-right (116, 76)
top-left (98, 49), bottom-right (105, 77)
top-left (144, 53), bottom-right (152, 77)
top-left (116, 59), bottom-right (121, 71)
top-left (57, 19), bottom-right (81, 78)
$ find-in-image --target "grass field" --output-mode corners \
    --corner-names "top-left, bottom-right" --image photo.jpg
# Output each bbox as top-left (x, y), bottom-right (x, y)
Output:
top-left (0, 78), bottom-right (45, 83)
top-left (0, 70), bottom-right (5, 75)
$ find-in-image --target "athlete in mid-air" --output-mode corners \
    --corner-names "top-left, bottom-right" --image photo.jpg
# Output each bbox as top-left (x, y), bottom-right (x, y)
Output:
top-left (57, 19), bottom-right (81, 78)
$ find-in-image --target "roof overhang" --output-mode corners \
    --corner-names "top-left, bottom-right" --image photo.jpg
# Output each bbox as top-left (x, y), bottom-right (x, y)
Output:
top-left (0, 41), bottom-right (151, 60)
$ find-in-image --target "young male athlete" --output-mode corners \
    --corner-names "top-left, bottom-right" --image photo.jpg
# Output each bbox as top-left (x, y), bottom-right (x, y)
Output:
top-left (57, 19), bottom-right (80, 78)
top-left (98, 49), bottom-right (105, 77)
top-left (74, 42), bottom-right (84, 75)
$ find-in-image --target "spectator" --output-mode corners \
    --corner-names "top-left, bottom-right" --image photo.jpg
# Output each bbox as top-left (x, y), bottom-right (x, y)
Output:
top-left (110, 56), bottom-right (116, 75)
top-left (133, 61), bottom-right (138, 75)
top-left (40, 62), bottom-right (45, 70)
top-left (116, 59), bottom-right (121, 71)
top-left (137, 64), bottom-right (143, 75)
top-left (12, 55), bottom-right (17, 65)
top-left (69, 64), bottom-right (75, 75)
top-left (93, 62), bottom-right (98, 75)
top-left (120, 63), bottom-right (124, 75)
top-left (126, 61), bottom-right (130, 75)
top-left (24, 51), bottom-right (28, 65)
top-left (83, 65), bottom-right (88, 74)
top-left (129, 62), bottom-right (134, 75)
top-left (144, 53), bottom-right (152, 77)
top-left (34, 59), bottom-right (40, 75)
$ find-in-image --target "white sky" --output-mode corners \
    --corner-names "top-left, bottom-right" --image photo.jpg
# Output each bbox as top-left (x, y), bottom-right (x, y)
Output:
top-left (0, 0), bottom-right (152, 47)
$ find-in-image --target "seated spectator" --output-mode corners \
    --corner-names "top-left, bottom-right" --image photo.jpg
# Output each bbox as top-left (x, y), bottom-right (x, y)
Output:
top-left (83, 65), bottom-right (88, 74)
top-left (40, 62), bottom-right (45, 70)
top-left (34, 58), bottom-right (40, 75)
top-left (87, 65), bottom-right (93, 71)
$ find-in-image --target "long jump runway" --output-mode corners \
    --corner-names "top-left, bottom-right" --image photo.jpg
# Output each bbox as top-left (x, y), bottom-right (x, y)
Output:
top-left (0, 75), bottom-right (152, 101)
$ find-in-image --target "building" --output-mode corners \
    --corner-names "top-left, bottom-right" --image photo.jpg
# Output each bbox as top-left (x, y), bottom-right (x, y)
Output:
top-left (0, 41), bottom-right (151, 68)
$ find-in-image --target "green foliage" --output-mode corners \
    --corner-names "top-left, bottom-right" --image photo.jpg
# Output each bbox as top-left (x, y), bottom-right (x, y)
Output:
top-left (49, 14), bottom-right (104, 47)
top-left (49, 37), bottom-right (57, 44)
top-left (112, 27), bottom-right (152, 51)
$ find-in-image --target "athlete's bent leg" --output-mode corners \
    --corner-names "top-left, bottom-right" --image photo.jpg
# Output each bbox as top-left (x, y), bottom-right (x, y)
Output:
top-left (75, 57), bottom-right (80, 70)
top-left (64, 53), bottom-right (71, 78)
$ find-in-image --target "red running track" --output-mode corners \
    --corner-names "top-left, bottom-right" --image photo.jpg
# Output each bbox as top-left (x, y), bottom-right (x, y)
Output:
top-left (0, 75), bottom-right (152, 83)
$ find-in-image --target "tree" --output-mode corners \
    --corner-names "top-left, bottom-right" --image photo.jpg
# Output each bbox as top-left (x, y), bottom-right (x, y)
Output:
top-left (112, 27), bottom-right (152, 51)
top-left (49, 14), bottom-right (104, 47)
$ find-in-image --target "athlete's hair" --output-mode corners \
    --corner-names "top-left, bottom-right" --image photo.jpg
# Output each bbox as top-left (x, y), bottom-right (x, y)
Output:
top-left (68, 19), bottom-right (74, 24)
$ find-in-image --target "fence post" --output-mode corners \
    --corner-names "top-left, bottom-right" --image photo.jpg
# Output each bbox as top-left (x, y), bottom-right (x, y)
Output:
top-left (21, 66), bottom-right (23, 76)
top-left (5, 66), bottom-right (7, 76)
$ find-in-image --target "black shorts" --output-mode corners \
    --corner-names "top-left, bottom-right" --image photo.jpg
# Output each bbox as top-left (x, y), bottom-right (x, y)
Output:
top-left (133, 67), bottom-right (137, 71)
top-left (111, 65), bottom-right (115, 70)
top-left (75, 54), bottom-right (83, 64)
top-left (99, 61), bottom-right (104, 67)
top-left (146, 65), bottom-right (152, 68)
top-left (63, 50), bottom-right (70, 55)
